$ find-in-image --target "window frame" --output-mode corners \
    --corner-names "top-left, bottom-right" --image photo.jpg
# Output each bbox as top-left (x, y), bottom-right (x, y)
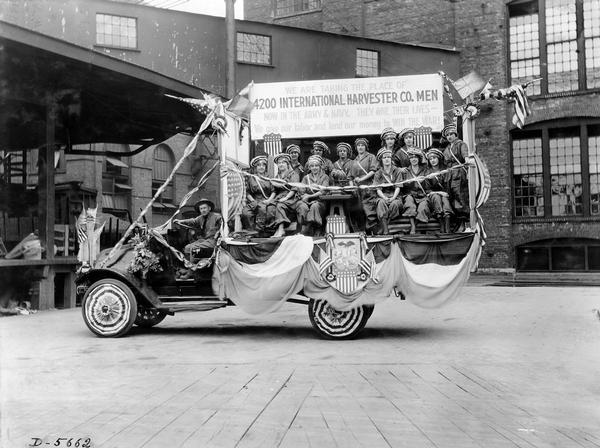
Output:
top-left (511, 118), bottom-right (600, 222)
top-left (236, 32), bottom-right (272, 66)
top-left (95, 13), bottom-right (138, 51)
top-left (355, 48), bottom-right (380, 78)
top-left (507, 0), bottom-right (599, 96)
top-left (274, 0), bottom-right (322, 18)
top-left (151, 144), bottom-right (175, 206)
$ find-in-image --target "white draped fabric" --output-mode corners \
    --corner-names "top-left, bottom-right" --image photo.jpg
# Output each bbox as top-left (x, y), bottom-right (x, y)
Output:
top-left (213, 234), bottom-right (314, 314)
top-left (213, 232), bottom-right (482, 314)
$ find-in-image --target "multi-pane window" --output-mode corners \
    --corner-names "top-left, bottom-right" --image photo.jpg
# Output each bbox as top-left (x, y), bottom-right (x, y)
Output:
top-left (508, 0), bottom-right (600, 94)
top-left (275, 0), bottom-right (321, 16)
top-left (584, 0), bottom-right (600, 88)
top-left (152, 145), bottom-right (174, 204)
top-left (237, 32), bottom-right (271, 65)
top-left (512, 135), bottom-right (544, 216)
top-left (546, 0), bottom-right (578, 92)
top-left (356, 49), bottom-right (379, 78)
top-left (549, 130), bottom-right (582, 215)
top-left (96, 14), bottom-right (137, 49)
top-left (512, 121), bottom-right (600, 219)
top-left (509, 5), bottom-right (541, 95)
top-left (589, 131), bottom-right (600, 214)
top-left (100, 143), bottom-right (130, 212)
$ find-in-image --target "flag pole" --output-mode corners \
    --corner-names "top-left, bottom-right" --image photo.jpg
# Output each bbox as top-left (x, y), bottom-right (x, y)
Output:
top-left (462, 94), bottom-right (478, 230)
top-left (225, 0), bottom-right (236, 98)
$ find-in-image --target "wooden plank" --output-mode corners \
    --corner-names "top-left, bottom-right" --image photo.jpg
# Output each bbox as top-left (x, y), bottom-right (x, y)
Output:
top-left (234, 370), bottom-right (314, 448)
top-left (180, 365), bottom-right (297, 448)
top-left (78, 366), bottom-right (227, 447)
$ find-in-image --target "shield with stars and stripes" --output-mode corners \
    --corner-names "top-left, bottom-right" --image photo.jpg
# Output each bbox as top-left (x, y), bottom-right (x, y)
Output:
top-left (319, 233), bottom-right (375, 296)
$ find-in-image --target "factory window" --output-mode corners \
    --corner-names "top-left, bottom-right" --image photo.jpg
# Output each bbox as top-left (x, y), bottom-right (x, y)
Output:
top-left (508, 0), bottom-right (600, 94)
top-left (275, 0), bottom-right (321, 16)
top-left (96, 13), bottom-right (137, 49)
top-left (356, 49), bottom-right (379, 78)
top-left (512, 121), bottom-right (600, 219)
top-left (237, 32), bottom-right (271, 65)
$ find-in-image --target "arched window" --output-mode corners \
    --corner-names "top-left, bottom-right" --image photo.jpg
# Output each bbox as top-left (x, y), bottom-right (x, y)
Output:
top-left (517, 237), bottom-right (600, 271)
top-left (152, 145), bottom-right (174, 207)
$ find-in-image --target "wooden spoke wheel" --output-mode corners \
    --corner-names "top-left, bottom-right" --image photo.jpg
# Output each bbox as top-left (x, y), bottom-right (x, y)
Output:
top-left (135, 307), bottom-right (167, 328)
top-left (82, 278), bottom-right (137, 338)
top-left (308, 299), bottom-right (372, 339)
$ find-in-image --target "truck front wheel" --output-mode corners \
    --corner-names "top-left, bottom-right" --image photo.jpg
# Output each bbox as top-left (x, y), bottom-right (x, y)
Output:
top-left (82, 278), bottom-right (137, 337)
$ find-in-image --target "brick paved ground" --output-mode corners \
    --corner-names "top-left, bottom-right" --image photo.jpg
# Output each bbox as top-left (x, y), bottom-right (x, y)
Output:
top-left (1, 285), bottom-right (599, 448)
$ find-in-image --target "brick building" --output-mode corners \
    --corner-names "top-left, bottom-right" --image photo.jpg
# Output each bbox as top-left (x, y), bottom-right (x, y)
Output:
top-left (1, 0), bottom-right (458, 245)
top-left (245, 0), bottom-right (600, 274)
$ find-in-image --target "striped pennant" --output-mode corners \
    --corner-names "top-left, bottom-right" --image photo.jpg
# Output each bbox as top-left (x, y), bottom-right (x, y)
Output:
top-left (473, 153), bottom-right (491, 208)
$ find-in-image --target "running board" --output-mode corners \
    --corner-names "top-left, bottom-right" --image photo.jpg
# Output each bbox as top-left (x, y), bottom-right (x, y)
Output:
top-left (157, 300), bottom-right (228, 312)
top-left (158, 295), bottom-right (219, 302)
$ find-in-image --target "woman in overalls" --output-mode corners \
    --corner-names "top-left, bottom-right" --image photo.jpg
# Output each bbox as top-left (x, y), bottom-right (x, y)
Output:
top-left (242, 155), bottom-right (275, 234)
top-left (402, 148), bottom-right (429, 234)
top-left (348, 138), bottom-right (378, 234)
top-left (272, 153), bottom-right (302, 237)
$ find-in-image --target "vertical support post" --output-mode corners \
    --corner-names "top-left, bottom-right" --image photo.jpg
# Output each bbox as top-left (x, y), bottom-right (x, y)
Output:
top-left (225, 0), bottom-right (236, 98)
top-left (38, 96), bottom-right (56, 310)
top-left (219, 126), bottom-right (230, 239)
top-left (462, 96), bottom-right (478, 230)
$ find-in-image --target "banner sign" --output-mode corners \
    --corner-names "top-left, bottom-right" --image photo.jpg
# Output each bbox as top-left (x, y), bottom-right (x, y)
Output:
top-left (250, 74), bottom-right (444, 140)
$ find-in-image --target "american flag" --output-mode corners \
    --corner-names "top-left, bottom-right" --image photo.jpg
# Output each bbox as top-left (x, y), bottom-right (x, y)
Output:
top-left (226, 160), bottom-right (246, 217)
top-left (76, 209), bottom-right (88, 244)
top-left (165, 94), bottom-right (212, 116)
top-left (478, 84), bottom-right (532, 129)
top-left (509, 84), bottom-right (532, 129)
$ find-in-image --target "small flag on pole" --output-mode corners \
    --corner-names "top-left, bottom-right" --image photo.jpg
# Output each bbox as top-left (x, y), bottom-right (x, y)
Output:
top-left (453, 71), bottom-right (487, 100)
top-left (509, 84), bottom-right (531, 129)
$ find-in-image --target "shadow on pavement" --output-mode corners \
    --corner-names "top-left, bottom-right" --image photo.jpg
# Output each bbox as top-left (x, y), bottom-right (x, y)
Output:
top-left (128, 324), bottom-right (455, 340)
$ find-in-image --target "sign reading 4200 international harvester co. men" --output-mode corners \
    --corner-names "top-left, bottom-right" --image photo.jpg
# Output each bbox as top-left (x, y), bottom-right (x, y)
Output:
top-left (249, 74), bottom-right (444, 140)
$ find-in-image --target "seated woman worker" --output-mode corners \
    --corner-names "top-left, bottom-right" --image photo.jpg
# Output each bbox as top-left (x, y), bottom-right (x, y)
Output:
top-left (348, 137), bottom-right (378, 234)
top-left (286, 144), bottom-right (305, 179)
top-left (297, 155), bottom-right (330, 236)
top-left (271, 153), bottom-right (302, 238)
top-left (392, 128), bottom-right (416, 169)
top-left (330, 142), bottom-right (354, 186)
top-left (441, 124), bottom-right (470, 216)
top-left (422, 147), bottom-right (454, 233)
top-left (174, 198), bottom-right (222, 260)
top-left (374, 147), bottom-right (404, 235)
top-left (304, 140), bottom-right (335, 176)
top-left (241, 155), bottom-right (276, 234)
top-left (401, 148), bottom-right (430, 234)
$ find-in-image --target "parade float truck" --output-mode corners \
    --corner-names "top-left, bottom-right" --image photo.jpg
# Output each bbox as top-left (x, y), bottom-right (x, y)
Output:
top-left (76, 72), bottom-right (508, 339)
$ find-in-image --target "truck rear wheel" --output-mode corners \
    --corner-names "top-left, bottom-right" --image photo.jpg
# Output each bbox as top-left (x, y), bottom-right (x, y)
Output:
top-left (82, 278), bottom-right (137, 337)
top-left (135, 308), bottom-right (167, 328)
top-left (308, 299), bottom-right (372, 339)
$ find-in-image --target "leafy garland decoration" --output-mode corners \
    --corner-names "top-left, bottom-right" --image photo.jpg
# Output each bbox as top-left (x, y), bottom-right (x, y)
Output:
top-left (128, 234), bottom-right (163, 279)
